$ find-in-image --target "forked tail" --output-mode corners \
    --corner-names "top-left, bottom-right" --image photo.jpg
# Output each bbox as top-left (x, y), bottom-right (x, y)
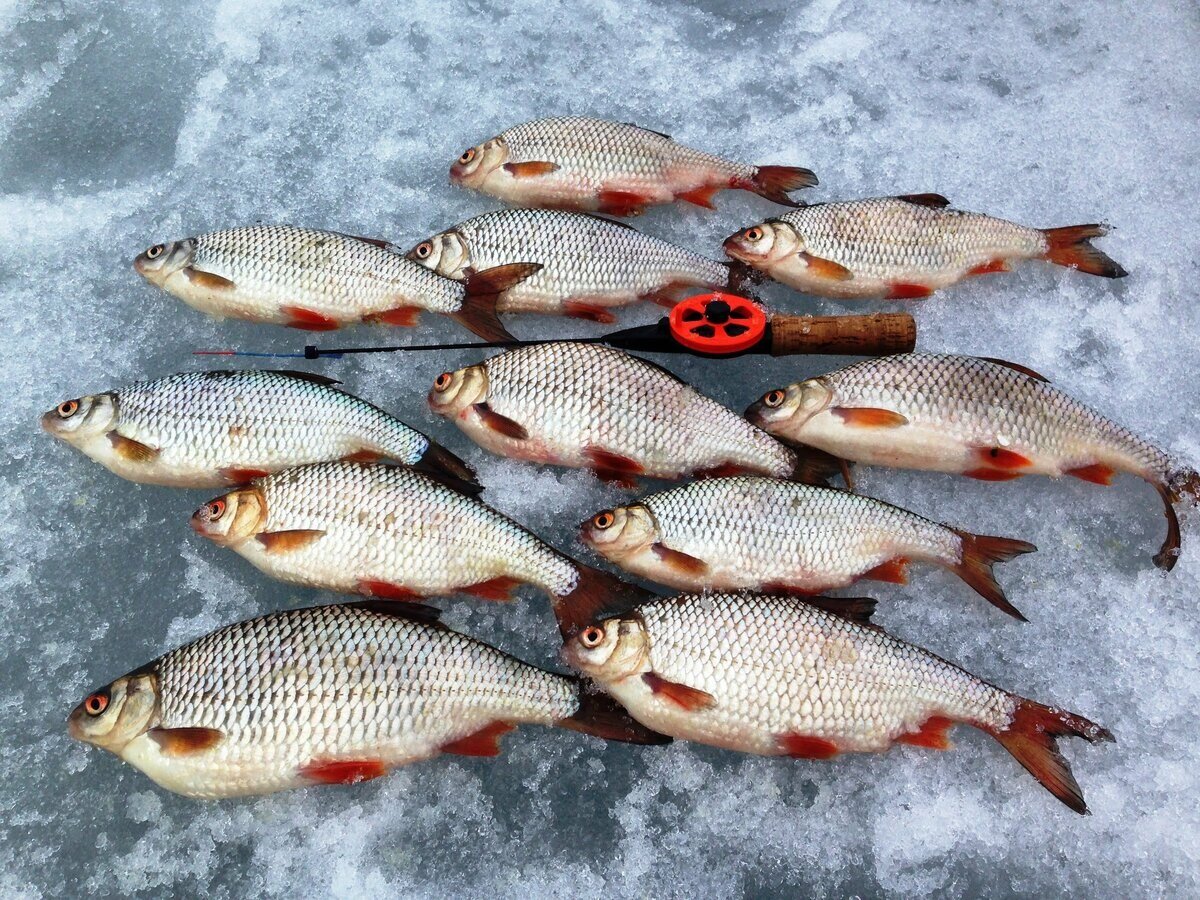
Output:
top-left (553, 563), bottom-right (658, 640)
top-left (1041, 225), bottom-right (1128, 278)
top-left (1154, 466), bottom-right (1200, 570)
top-left (746, 166), bottom-right (818, 207)
top-left (950, 531), bottom-right (1037, 620)
top-left (985, 697), bottom-right (1114, 815)
top-left (557, 680), bottom-right (671, 746)
top-left (453, 262), bottom-right (543, 341)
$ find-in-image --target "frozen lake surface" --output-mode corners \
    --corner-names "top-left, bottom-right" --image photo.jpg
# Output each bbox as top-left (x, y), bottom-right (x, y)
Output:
top-left (2, 0), bottom-right (1198, 896)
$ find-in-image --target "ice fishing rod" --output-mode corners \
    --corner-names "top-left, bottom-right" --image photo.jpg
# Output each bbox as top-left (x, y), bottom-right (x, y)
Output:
top-left (196, 293), bottom-right (916, 361)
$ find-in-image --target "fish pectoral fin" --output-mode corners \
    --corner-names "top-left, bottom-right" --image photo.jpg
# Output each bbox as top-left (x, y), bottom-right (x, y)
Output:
top-left (798, 251), bottom-right (853, 281)
top-left (281, 306), bottom-right (340, 331)
top-left (895, 193), bottom-right (951, 208)
top-left (651, 543), bottom-right (710, 577)
top-left (503, 161), bottom-right (559, 178)
top-left (778, 733), bottom-right (840, 759)
top-left (895, 715), bottom-right (955, 750)
top-left (256, 529), bottom-right (326, 554)
top-left (597, 190), bottom-right (651, 217)
top-left (801, 595), bottom-right (878, 626)
top-left (978, 357), bottom-right (1050, 382)
top-left (107, 431), bottom-right (160, 462)
top-left (583, 446), bottom-right (645, 488)
top-left (148, 726), bottom-right (224, 756)
top-left (300, 758), bottom-right (388, 785)
top-left (886, 282), bottom-right (934, 299)
top-left (472, 402), bottom-right (529, 440)
top-left (440, 721), bottom-right (517, 757)
top-left (642, 672), bottom-right (716, 711)
top-left (964, 468), bottom-right (1025, 481)
top-left (1065, 463), bottom-right (1117, 486)
top-left (184, 267), bottom-right (236, 290)
top-left (830, 407), bottom-right (909, 428)
top-left (362, 306), bottom-right (421, 327)
top-left (676, 184), bottom-right (720, 210)
top-left (219, 467), bottom-right (270, 484)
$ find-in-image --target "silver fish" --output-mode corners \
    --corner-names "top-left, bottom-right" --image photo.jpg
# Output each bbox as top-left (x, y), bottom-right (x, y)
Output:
top-left (724, 195), bottom-right (1127, 299)
top-left (451, 116), bottom-right (816, 216)
top-left (133, 223), bottom-right (539, 340)
top-left (68, 602), bottom-right (668, 798)
top-left (406, 208), bottom-right (745, 322)
top-left (746, 353), bottom-right (1198, 569)
top-left (41, 369), bottom-right (478, 490)
top-left (563, 591), bottom-right (1113, 814)
top-left (428, 342), bottom-right (803, 486)
top-left (581, 476), bottom-right (1035, 619)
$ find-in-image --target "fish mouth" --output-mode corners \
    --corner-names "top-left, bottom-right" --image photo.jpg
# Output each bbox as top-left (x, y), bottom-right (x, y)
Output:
top-left (132, 255), bottom-right (148, 276)
top-left (449, 162), bottom-right (466, 183)
top-left (743, 399), bottom-right (767, 425)
top-left (722, 236), bottom-right (754, 262)
top-left (39, 411), bottom-right (60, 433)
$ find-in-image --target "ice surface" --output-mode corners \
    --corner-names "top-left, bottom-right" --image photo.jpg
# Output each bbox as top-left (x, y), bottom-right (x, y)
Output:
top-left (2, 0), bottom-right (1198, 896)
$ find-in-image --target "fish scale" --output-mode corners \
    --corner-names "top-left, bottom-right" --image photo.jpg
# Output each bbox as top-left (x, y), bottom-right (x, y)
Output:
top-left (42, 370), bottom-right (455, 488)
top-left (408, 208), bottom-right (731, 316)
top-left (114, 605), bottom-right (579, 798)
top-left (437, 342), bottom-right (798, 481)
top-left (197, 462), bottom-right (580, 599)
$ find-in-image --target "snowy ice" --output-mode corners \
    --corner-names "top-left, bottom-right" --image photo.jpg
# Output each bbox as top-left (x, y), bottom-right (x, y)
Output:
top-left (2, 0), bottom-right (1199, 896)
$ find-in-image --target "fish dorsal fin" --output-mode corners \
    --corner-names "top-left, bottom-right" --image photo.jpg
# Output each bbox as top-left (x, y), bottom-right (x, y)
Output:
top-left (332, 232), bottom-right (398, 252)
top-left (624, 122), bottom-right (672, 140)
top-left (346, 599), bottom-right (445, 626)
top-left (895, 193), bottom-right (951, 208)
top-left (801, 595), bottom-right (878, 626)
top-left (978, 357), bottom-right (1051, 383)
top-left (200, 370), bottom-right (341, 387)
top-left (626, 352), bottom-right (689, 387)
top-left (570, 211), bottom-right (638, 231)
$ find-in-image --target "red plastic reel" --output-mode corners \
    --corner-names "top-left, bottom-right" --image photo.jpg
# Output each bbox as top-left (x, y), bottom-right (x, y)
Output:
top-left (668, 292), bottom-right (767, 356)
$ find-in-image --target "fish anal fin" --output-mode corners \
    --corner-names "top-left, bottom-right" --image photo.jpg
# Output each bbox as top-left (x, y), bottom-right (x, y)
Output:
top-left (597, 190), bottom-right (651, 217)
top-left (677, 184), bottom-right (720, 210)
top-left (107, 432), bottom-right (160, 462)
top-left (831, 407), bottom-right (909, 428)
top-left (504, 161), bottom-right (559, 178)
top-left (799, 251), bottom-right (853, 281)
top-left (461, 576), bottom-right (521, 602)
top-left (642, 672), bottom-right (716, 711)
top-left (887, 282), bottom-right (934, 299)
top-left (282, 306), bottom-right (340, 331)
top-left (968, 259), bottom-right (1012, 277)
top-left (863, 558), bottom-right (909, 585)
top-left (441, 721), bottom-right (516, 757)
top-left (563, 300), bottom-right (619, 324)
top-left (300, 758), bottom-right (388, 785)
top-left (363, 306), bottom-right (421, 327)
top-left (896, 715), bottom-right (955, 750)
top-left (651, 542), bottom-right (710, 577)
top-left (148, 726), bottom-right (224, 756)
top-left (357, 580), bottom-right (425, 602)
top-left (964, 467), bottom-right (1026, 482)
top-left (256, 529), bottom-right (326, 554)
top-left (184, 267), bottom-right (236, 290)
top-left (778, 733), bottom-right (839, 759)
top-left (1065, 463), bottom-right (1116, 486)
top-left (473, 402), bottom-right (528, 439)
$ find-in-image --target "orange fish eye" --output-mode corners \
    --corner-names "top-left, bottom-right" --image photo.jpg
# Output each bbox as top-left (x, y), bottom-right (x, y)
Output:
top-left (745, 227), bottom-right (763, 241)
top-left (459, 148), bottom-right (475, 164)
top-left (763, 390), bottom-right (785, 408)
top-left (415, 242), bottom-right (432, 259)
top-left (592, 511), bottom-right (615, 530)
top-left (84, 691), bottom-right (108, 716)
top-left (433, 372), bottom-right (453, 392)
top-left (57, 400), bottom-right (79, 418)
top-left (207, 499), bottom-right (226, 520)
top-left (579, 626), bottom-right (605, 648)
top-left (146, 244), bottom-right (165, 259)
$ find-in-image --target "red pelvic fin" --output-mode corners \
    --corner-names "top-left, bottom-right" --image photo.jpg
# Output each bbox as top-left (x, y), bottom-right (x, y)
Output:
top-left (747, 165), bottom-right (818, 206)
top-left (357, 580), bottom-right (424, 602)
top-left (896, 715), bottom-right (955, 750)
top-left (1041, 224), bottom-right (1127, 278)
top-left (886, 282), bottom-right (934, 299)
top-left (597, 189), bottom-right (651, 217)
top-left (676, 184), bottom-right (721, 210)
top-left (973, 446), bottom-right (1033, 469)
top-left (778, 733), bottom-right (839, 759)
top-left (584, 446), bottom-right (645, 488)
top-left (831, 406), bottom-right (909, 428)
top-left (1065, 463), bottom-right (1117, 486)
top-left (218, 466), bottom-right (269, 484)
top-left (642, 672), bottom-right (716, 711)
top-left (863, 557), bottom-right (909, 585)
top-left (967, 259), bottom-right (1012, 276)
top-left (461, 576), bottom-right (521, 602)
top-left (563, 300), bottom-right (619, 323)
top-left (282, 306), bottom-right (340, 331)
top-left (504, 160), bottom-right (559, 178)
top-left (964, 467), bottom-right (1025, 481)
top-left (472, 402), bottom-right (529, 440)
top-left (441, 721), bottom-right (516, 757)
top-left (363, 306), bottom-right (421, 327)
top-left (300, 758), bottom-right (388, 786)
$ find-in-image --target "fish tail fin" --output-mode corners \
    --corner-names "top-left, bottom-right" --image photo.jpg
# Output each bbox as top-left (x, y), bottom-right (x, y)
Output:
top-left (723, 260), bottom-right (767, 299)
top-left (412, 440), bottom-right (483, 496)
top-left (786, 447), bottom-right (855, 490)
top-left (984, 697), bottom-right (1114, 815)
top-left (746, 165), bottom-right (818, 207)
top-left (454, 262), bottom-right (542, 341)
top-left (1153, 466), bottom-right (1199, 570)
top-left (558, 681), bottom-right (672, 745)
top-left (950, 530), bottom-right (1037, 620)
top-left (554, 563), bottom-right (657, 640)
top-left (1041, 225), bottom-right (1128, 278)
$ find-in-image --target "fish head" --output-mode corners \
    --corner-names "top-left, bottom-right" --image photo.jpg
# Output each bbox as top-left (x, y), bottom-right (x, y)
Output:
top-left (41, 393), bottom-right (118, 443)
top-left (133, 238), bottom-right (196, 285)
top-left (580, 504), bottom-right (658, 561)
top-left (407, 230), bottom-right (472, 281)
top-left (428, 364), bottom-right (489, 418)
top-left (450, 136), bottom-right (508, 188)
top-left (745, 378), bottom-right (833, 435)
top-left (190, 486), bottom-right (267, 546)
top-left (722, 220), bottom-right (798, 267)
top-left (68, 670), bottom-right (159, 754)
top-left (563, 616), bottom-right (649, 683)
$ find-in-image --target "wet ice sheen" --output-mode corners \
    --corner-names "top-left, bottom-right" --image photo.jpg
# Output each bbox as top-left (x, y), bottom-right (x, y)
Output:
top-left (2, 1), bottom-right (1198, 897)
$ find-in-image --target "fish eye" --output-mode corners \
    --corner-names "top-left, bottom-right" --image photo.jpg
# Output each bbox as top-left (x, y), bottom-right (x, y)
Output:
top-left (579, 626), bottom-right (605, 648)
top-left (146, 244), bottom-right (165, 259)
top-left (459, 148), bottom-right (476, 164)
top-left (84, 691), bottom-right (109, 716)
top-left (415, 241), bottom-right (432, 259)
top-left (207, 499), bottom-right (226, 520)
top-left (745, 227), bottom-right (763, 242)
top-left (592, 511), bottom-right (615, 530)
top-left (763, 390), bottom-right (785, 408)
top-left (57, 400), bottom-right (79, 418)
top-left (433, 372), bottom-right (453, 392)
